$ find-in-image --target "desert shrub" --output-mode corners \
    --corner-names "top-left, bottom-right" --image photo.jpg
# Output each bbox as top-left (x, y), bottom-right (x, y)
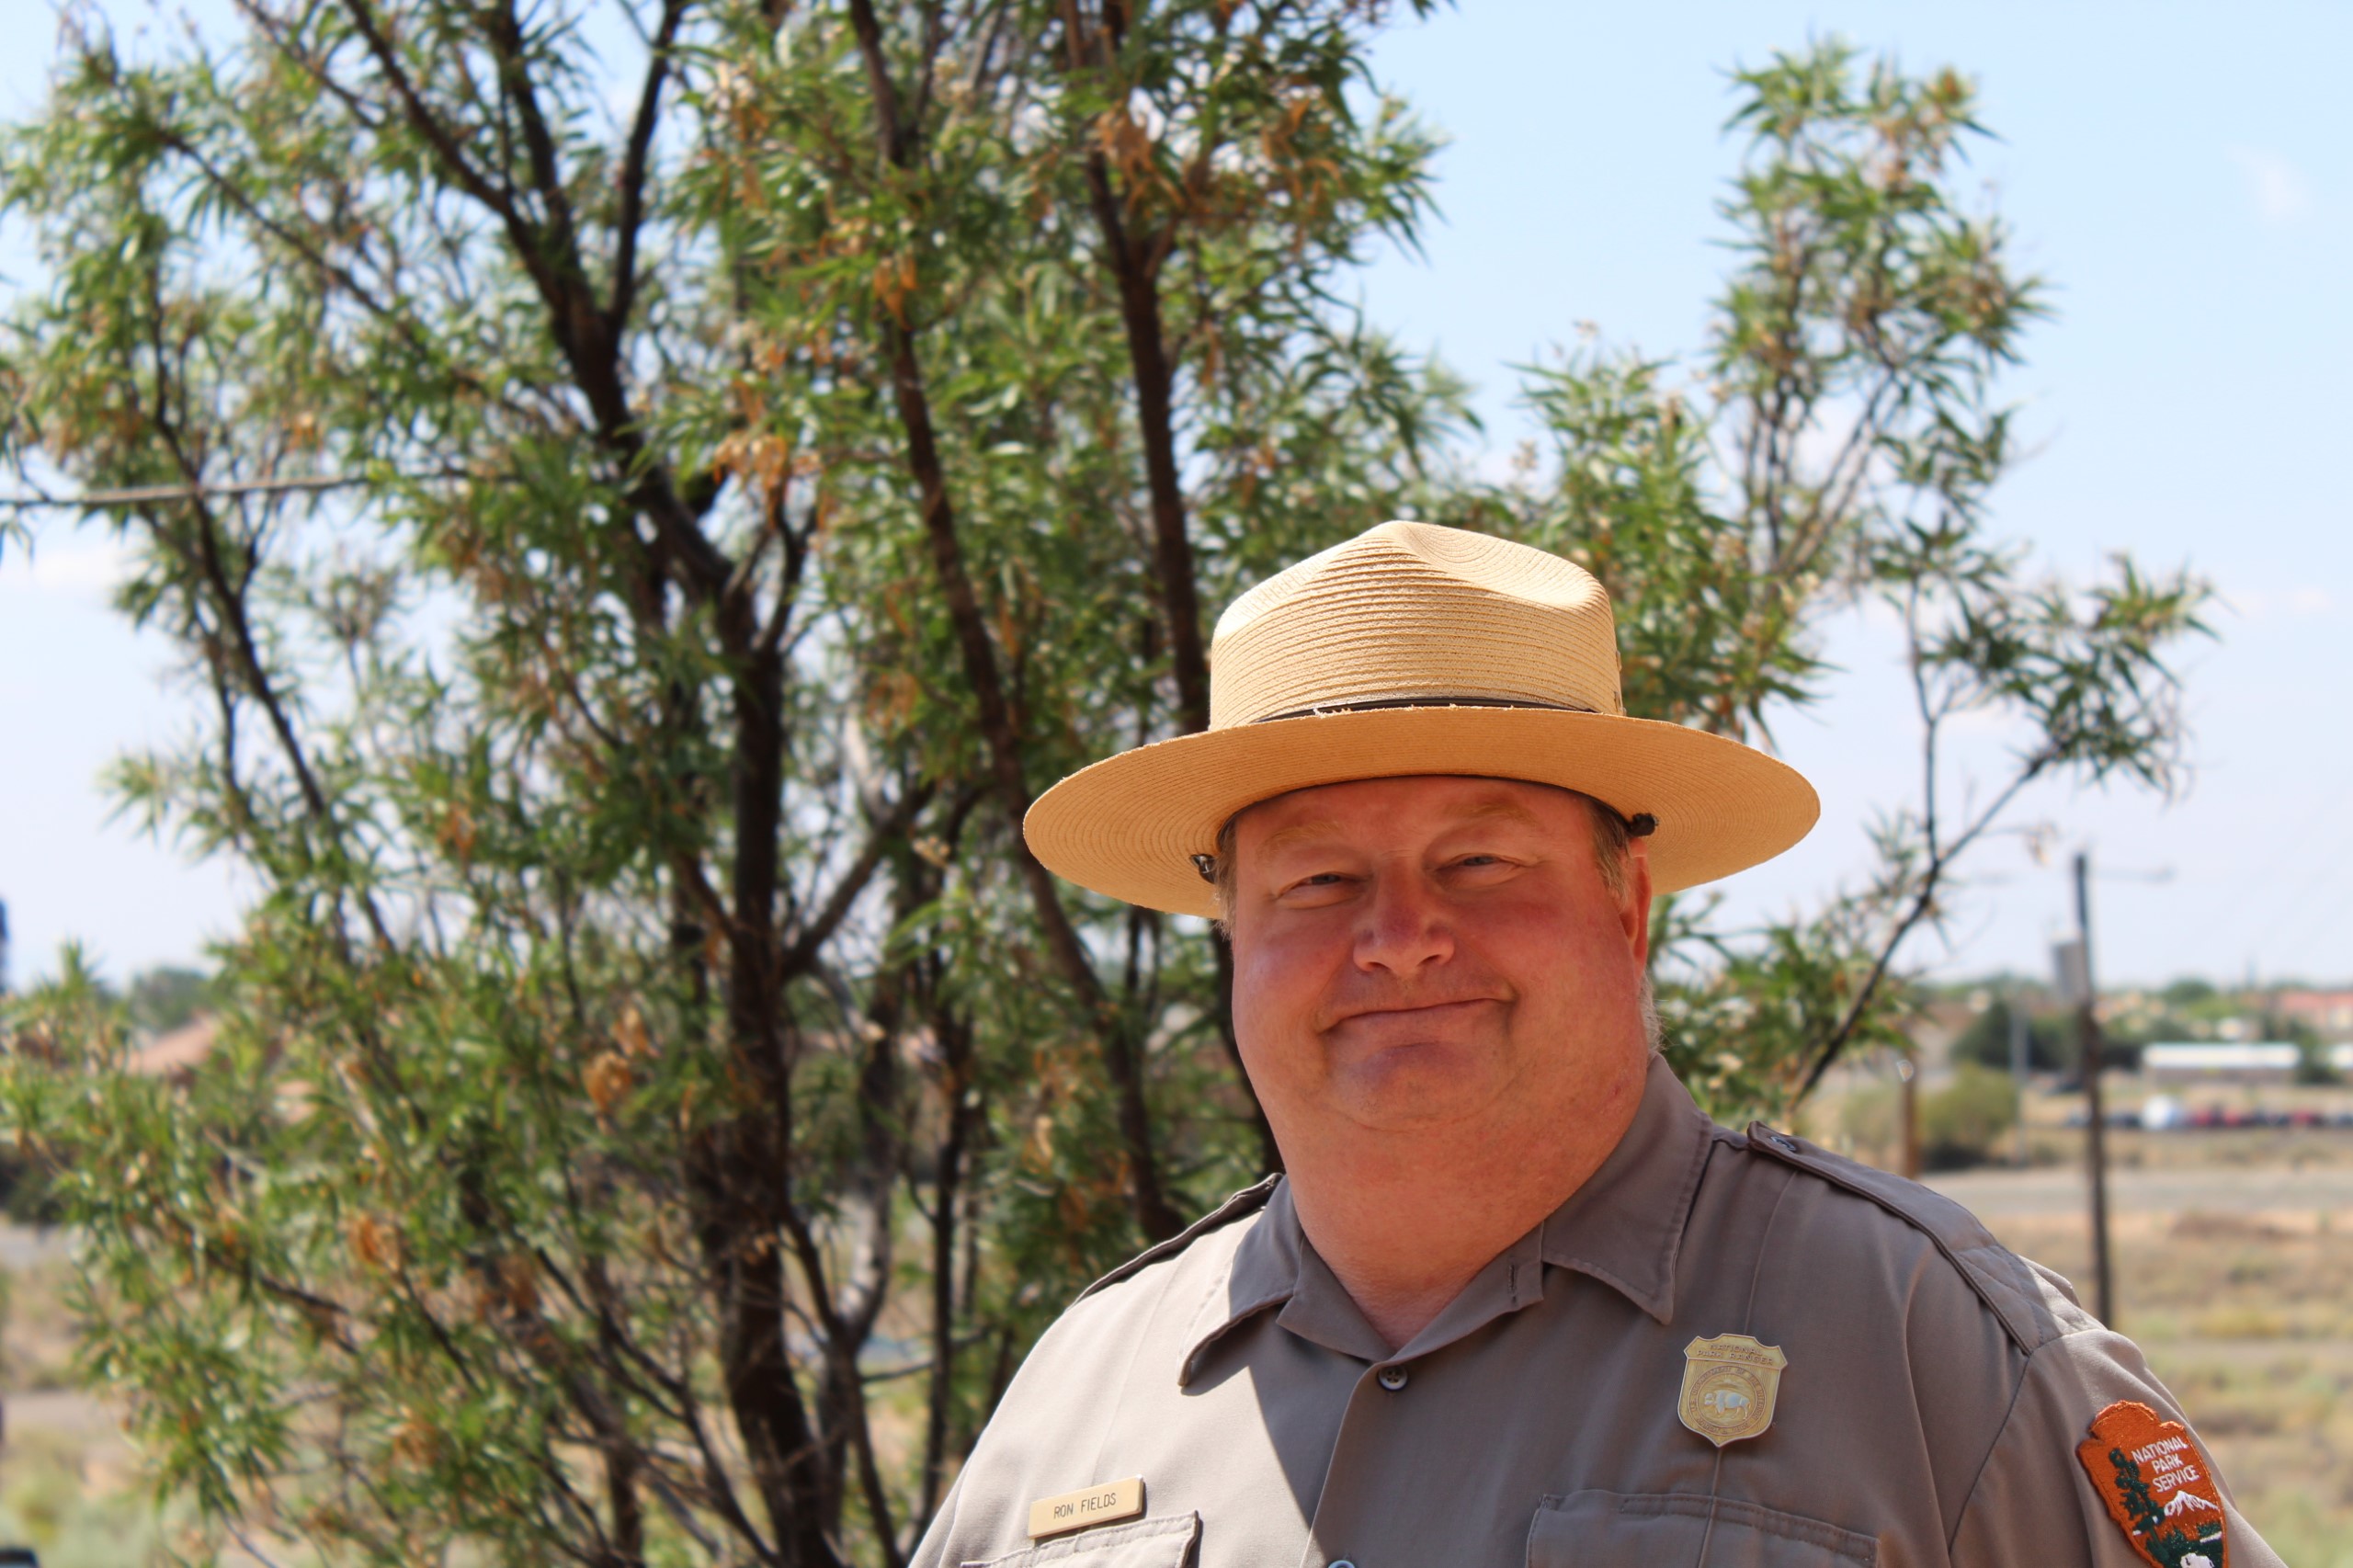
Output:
top-left (1921, 1064), bottom-right (2021, 1170)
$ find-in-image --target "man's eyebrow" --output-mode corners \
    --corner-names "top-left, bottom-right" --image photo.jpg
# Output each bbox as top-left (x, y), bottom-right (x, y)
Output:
top-left (1453, 798), bottom-right (1546, 830)
top-left (1255, 797), bottom-right (1546, 858)
top-left (1255, 818), bottom-right (1346, 858)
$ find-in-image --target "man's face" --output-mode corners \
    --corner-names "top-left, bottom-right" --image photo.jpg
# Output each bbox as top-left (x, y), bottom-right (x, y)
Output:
top-left (1227, 776), bottom-right (1654, 1146)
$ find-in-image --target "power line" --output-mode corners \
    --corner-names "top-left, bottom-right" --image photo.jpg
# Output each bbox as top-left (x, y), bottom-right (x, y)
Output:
top-left (0, 472), bottom-right (463, 511)
top-left (2223, 774), bottom-right (2353, 931)
top-left (2245, 801), bottom-right (2353, 960)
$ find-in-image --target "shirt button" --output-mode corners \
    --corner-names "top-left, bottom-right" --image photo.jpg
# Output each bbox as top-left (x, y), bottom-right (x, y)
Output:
top-left (1376, 1366), bottom-right (1408, 1392)
top-left (1331, 1561), bottom-right (1358, 1568)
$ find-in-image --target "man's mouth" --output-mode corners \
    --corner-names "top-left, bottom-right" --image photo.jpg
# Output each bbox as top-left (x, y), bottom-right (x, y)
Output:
top-left (1325, 997), bottom-right (1498, 1031)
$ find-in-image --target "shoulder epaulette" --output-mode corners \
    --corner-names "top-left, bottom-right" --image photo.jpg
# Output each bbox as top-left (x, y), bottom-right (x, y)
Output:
top-left (1074, 1175), bottom-right (1282, 1302)
top-left (1739, 1123), bottom-right (2088, 1353)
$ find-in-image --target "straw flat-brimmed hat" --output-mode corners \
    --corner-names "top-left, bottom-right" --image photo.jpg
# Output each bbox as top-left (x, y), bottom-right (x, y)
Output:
top-left (1024, 521), bottom-right (1818, 916)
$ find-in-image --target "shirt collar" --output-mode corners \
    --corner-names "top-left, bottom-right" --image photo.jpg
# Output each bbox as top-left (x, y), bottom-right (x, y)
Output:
top-left (1177, 1177), bottom-right (1313, 1383)
top-left (1533, 1051), bottom-right (1712, 1324)
top-left (1176, 1054), bottom-right (1713, 1385)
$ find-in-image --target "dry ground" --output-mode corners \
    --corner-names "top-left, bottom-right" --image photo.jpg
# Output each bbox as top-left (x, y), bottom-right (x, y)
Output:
top-left (0, 1228), bottom-right (160, 1563)
top-left (1926, 1146), bottom-right (2353, 1567)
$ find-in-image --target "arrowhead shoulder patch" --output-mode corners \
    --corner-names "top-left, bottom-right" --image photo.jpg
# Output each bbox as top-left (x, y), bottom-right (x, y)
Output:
top-left (2075, 1400), bottom-right (2228, 1568)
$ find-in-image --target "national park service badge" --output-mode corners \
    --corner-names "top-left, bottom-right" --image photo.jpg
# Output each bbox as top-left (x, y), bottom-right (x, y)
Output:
top-left (2075, 1401), bottom-right (2228, 1568)
top-left (1678, 1333), bottom-right (1786, 1447)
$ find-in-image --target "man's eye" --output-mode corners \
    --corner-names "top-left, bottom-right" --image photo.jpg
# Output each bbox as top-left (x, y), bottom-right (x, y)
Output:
top-left (1278, 871), bottom-right (1354, 900)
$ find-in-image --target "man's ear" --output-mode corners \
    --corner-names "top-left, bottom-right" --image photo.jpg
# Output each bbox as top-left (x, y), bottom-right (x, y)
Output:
top-left (1622, 837), bottom-right (1654, 968)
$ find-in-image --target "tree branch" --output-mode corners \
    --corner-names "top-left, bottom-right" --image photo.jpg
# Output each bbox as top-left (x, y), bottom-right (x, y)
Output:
top-left (609, 0), bottom-right (690, 335)
top-left (845, 0), bottom-right (1180, 1242)
top-left (337, 0), bottom-right (529, 232)
top-left (779, 1208), bottom-right (904, 1568)
top-left (1082, 150), bottom-right (1211, 734)
top-left (1794, 598), bottom-right (2057, 1097)
top-left (125, 290), bottom-right (394, 951)
top-left (779, 783), bottom-right (938, 977)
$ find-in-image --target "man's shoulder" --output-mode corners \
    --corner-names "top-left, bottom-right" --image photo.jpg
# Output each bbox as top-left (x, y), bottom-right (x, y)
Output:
top-left (1717, 1119), bottom-right (2098, 1356)
top-left (970, 1177), bottom-right (1274, 1451)
top-left (1072, 1175), bottom-right (1280, 1307)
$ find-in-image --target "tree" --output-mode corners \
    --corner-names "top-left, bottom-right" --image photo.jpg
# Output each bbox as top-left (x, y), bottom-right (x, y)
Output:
top-left (1952, 997), bottom-right (2073, 1074)
top-left (1447, 46), bottom-right (2206, 1119)
top-left (0, 17), bottom-right (2205, 1567)
top-left (2104, 1448), bottom-right (2214, 1568)
top-left (0, 2), bottom-right (1454, 1562)
top-left (126, 963), bottom-right (213, 1035)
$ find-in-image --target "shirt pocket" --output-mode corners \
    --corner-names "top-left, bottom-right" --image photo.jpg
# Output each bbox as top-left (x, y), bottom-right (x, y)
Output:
top-left (962, 1512), bottom-right (1201, 1568)
top-left (1528, 1490), bottom-right (1876, 1567)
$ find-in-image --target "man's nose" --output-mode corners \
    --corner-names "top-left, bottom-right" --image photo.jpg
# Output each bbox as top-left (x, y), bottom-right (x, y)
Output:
top-left (1353, 870), bottom-right (1453, 973)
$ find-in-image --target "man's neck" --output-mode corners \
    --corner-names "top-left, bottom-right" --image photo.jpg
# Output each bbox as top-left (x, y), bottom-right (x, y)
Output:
top-left (1284, 1058), bottom-right (1650, 1352)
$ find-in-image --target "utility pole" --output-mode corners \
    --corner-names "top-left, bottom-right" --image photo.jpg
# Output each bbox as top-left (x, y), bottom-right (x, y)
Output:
top-left (2074, 851), bottom-right (2117, 1327)
top-left (1896, 1048), bottom-right (1921, 1180)
top-left (2008, 987), bottom-right (2030, 1166)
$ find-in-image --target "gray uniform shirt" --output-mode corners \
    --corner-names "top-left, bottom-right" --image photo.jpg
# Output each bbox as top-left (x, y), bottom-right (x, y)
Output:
top-left (913, 1055), bottom-right (2282, 1568)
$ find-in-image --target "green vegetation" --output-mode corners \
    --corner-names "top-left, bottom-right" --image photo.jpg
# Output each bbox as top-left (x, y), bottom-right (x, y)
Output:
top-left (1952, 998), bottom-right (2075, 1074)
top-left (121, 966), bottom-right (210, 1037)
top-left (1920, 1064), bottom-right (2020, 1171)
top-left (0, 1427), bottom-right (162, 1568)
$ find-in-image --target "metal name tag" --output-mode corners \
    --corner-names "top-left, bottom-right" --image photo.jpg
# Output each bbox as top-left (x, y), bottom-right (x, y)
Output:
top-left (1027, 1476), bottom-right (1145, 1540)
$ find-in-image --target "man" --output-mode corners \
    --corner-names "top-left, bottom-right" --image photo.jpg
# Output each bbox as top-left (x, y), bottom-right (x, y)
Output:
top-left (914, 522), bottom-right (2279, 1568)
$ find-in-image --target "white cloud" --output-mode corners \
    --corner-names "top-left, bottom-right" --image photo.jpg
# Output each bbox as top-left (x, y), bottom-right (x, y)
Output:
top-left (2217, 584), bottom-right (2334, 619)
top-left (0, 535), bottom-right (132, 599)
top-left (2228, 145), bottom-right (2315, 224)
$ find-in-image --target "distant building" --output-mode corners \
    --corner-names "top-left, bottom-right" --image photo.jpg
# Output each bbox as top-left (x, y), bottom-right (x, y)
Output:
top-left (2141, 1042), bottom-right (2299, 1080)
top-left (2272, 989), bottom-right (2353, 1040)
top-left (130, 1016), bottom-right (218, 1080)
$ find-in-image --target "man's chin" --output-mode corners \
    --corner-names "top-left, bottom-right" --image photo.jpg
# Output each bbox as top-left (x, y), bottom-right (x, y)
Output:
top-left (1327, 1041), bottom-right (1502, 1131)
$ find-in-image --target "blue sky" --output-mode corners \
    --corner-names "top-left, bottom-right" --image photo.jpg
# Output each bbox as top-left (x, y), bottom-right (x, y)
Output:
top-left (1348, 2), bottom-right (2352, 988)
top-left (3, 1), bottom-right (2347, 988)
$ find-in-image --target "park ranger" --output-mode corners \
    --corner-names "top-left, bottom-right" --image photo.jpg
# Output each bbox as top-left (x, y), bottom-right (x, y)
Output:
top-left (913, 522), bottom-right (2280, 1568)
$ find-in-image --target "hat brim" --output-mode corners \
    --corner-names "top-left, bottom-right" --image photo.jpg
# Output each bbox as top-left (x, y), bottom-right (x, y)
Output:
top-left (1023, 706), bottom-right (1819, 917)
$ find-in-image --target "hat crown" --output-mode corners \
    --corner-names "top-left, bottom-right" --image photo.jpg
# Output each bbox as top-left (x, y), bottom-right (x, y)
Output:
top-left (1210, 521), bottom-right (1624, 727)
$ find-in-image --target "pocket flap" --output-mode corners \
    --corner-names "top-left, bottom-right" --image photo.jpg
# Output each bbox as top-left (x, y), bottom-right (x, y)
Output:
top-left (964, 1512), bottom-right (1201, 1568)
top-left (1529, 1490), bottom-right (1875, 1566)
